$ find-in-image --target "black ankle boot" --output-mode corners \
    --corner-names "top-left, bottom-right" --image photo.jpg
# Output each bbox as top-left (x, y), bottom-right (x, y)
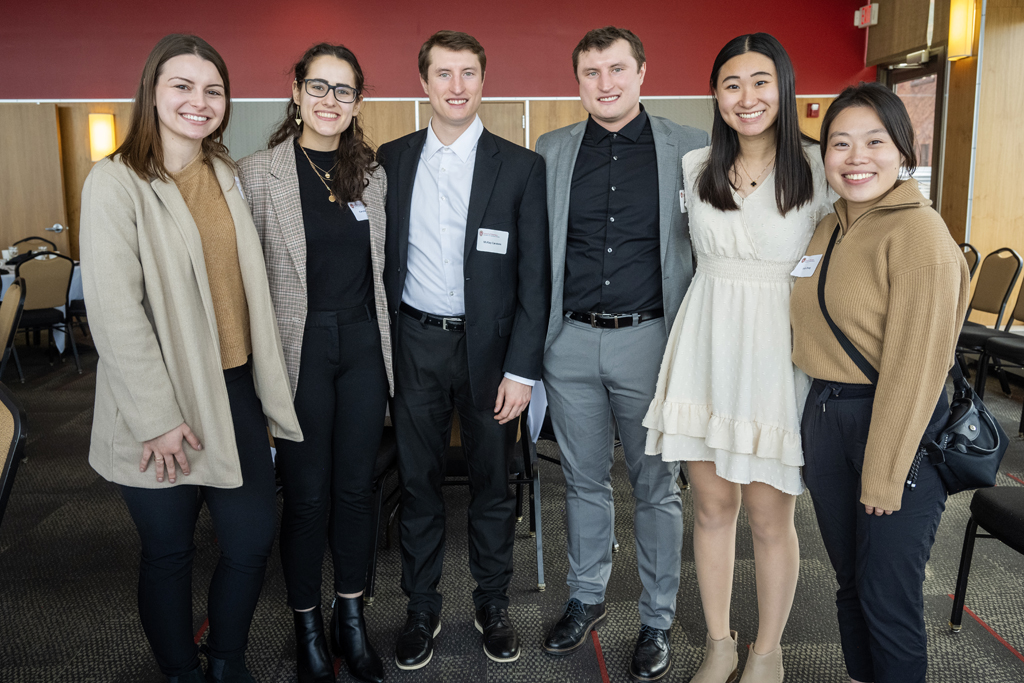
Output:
top-left (294, 606), bottom-right (335, 683)
top-left (203, 650), bottom-right (255, 683)
top-left (167, 665), bottom-right (205, 683)
top-left (331, 596), bottom-right (384, 683)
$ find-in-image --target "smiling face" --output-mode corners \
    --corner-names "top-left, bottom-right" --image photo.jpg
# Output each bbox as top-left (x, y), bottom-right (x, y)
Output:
top-left (420, 47), bottom-right (484, 140)
top-left (576, 38), bottom-right (645, 132)
top-left (154, 54), bottom-right (226, 150)
top-left (714, 51), bottom-right (779, 140)
top-left (824, 105), bottom-right (903, 205)
top-left (293, 54), bottom-right (362, 151)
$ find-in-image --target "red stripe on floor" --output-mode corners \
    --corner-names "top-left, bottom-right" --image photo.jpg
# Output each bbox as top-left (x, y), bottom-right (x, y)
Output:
top-left (193, 617), bottom-right (209, 645)
top-left (591, 631), bottom-right (612, 683)
top-left (947, 595), bottom-right (1024, 664)
top-left (1005, 473), bottom-right (1024, 486)
top-left (334, 657), bottom-right (341, 677)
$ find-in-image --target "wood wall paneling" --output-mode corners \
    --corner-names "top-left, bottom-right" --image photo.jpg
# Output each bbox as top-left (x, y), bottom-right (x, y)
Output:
top-left (359, 100), bottom-right (416, 150)
top-left (418, 101), bottom-right (526, 146)
top-left (965, 0), bottom-right (1024, 326)
top-left (796, 97), bottom-right (835, 140)
top-left (57, 102), bottom-right (133, 260)
top-left (527, 100), bottom-right (588, 149)
top-left (867, 0), bottom-right (950, 66)
top-left (0, 103), bottom-right (69, 255)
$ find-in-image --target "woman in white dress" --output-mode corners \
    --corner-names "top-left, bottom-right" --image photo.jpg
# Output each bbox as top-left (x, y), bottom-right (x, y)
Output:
top-left (642, 34), bottom-right (833, 682)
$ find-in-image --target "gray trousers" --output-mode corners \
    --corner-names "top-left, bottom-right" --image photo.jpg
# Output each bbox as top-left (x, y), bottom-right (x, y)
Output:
top-left (543, 315), bottom-right (683, 629)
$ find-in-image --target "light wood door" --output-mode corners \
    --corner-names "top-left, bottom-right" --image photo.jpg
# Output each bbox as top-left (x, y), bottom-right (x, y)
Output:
top-left (418, 101), bottom-right (526, 146)
top-left (0, 104), bottom-right (70, 253)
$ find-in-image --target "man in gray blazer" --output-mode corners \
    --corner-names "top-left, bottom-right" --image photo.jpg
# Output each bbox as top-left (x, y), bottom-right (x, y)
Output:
top-left (534, 26), bottom-right (708, 681)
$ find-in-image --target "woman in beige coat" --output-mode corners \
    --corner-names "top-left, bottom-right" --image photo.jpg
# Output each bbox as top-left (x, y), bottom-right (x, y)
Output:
top-left (80, 34), bottom-right (300, 683)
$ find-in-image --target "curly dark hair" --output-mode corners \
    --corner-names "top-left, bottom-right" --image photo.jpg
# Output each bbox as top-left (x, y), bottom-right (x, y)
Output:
top-left (268, 43), bottom-right (375, 203)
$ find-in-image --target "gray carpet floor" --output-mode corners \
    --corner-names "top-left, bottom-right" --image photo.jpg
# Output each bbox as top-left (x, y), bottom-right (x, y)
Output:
top-left (1, 336), bottom-right (1023, 682)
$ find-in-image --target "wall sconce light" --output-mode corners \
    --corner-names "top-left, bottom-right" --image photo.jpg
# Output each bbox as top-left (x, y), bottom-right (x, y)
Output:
top-left (88, 113), bottom-right (116, 161)
top-left (948, 0), bottom-right (976, 61)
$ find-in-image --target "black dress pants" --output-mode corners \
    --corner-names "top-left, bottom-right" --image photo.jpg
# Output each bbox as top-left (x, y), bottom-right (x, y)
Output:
top-left (393, 310), bottom-right (517, 615)
top-left (802, 379), bottom-right (948, 683)
top-left (120, 360), bottom-right (277, 677)
top-left (275, 307), bottom-right (389, 609)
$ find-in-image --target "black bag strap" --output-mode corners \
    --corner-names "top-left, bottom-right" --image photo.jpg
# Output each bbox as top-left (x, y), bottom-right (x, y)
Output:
top-left (818, 224), bottom-right (880, 385)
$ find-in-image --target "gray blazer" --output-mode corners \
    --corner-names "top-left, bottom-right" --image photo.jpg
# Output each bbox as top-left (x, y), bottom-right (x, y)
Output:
top-left (535, 114), bottom-right (709, 350)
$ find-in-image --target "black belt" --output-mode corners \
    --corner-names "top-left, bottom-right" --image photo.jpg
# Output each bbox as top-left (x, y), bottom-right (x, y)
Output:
top-left (400, 302), bottom-right (466, 331)
top-left (565, 308), bottom-right (664, 329)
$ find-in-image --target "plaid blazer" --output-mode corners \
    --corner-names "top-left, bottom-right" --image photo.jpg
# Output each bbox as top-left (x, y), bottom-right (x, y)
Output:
top-left (237, 138), bottom-right (393, 397)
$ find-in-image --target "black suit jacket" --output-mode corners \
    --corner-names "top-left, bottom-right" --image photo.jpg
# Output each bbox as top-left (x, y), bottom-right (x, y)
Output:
top-left (378, 128), bottom-right (550, 410)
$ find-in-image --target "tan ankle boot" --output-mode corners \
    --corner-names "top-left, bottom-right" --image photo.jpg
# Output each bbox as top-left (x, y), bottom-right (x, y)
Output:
top-left (738, 644), bottom-right (783, 683)
top-left (689, 630), bottom-right (739, 683)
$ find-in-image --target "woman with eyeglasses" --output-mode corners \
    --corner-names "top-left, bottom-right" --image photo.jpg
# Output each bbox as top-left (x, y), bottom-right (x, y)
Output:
top-left (238, 43), bottom-right (390, 683)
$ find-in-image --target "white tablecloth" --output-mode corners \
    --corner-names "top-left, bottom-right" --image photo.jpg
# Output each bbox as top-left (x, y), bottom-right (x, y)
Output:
top-left (0, 263), bottom-right (82, 352)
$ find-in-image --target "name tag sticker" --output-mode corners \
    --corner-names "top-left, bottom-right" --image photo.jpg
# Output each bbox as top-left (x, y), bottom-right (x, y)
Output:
top-left (348, 200), bottom-right (369, 221)
top-left (679, 189), bottom-right (687, 214)
top-left (477, 228), bottom-right (509, 255)
top-left (791, 254), bottom-right (823, 278)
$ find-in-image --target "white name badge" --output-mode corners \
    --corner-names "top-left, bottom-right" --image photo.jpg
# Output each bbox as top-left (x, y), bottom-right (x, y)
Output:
top-left (348, 200), bottom-right (369, 221)
top-left (791, 254), bottom-right (823, 278)
top-left (679, 189), bottom-right (687, 214)
top-left (477, 228), bottom-right (509, 255)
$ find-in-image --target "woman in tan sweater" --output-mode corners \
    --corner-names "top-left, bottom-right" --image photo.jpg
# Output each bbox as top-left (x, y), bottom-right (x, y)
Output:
top-left (80, 35), bottom-right (300, 683)
top-left (790, 83), bottom-right (969, 683)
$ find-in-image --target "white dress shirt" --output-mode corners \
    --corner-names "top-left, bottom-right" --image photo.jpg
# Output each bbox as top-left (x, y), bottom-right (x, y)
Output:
top-left (402, 116), bottom-right (534, 386)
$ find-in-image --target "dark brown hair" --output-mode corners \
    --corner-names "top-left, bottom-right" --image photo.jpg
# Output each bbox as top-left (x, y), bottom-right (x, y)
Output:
top-left (268, 43), bottom-right (376, 203)
top-left (819, 82), bottom-right (918, 175)
top-left (418, 31), bottom-right (486, 81)
top-left (697, 33), bottom-right (814, 216)
top-left (572, 26), bottom-right (645, 81)
top-left (115, 34), bottom-right (233, 181)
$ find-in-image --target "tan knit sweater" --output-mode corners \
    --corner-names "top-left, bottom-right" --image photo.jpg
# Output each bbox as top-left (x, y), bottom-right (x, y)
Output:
top-left (171, 155), bottom-right (252, 370)
top-left (791, 179), bottom-right (970, 510)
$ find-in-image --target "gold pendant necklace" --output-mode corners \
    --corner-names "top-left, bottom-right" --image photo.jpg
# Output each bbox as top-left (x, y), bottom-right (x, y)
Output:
top-left (300, 145), bottom-right (337, 202)
top-left (737, 155), bottom-right (776, 187)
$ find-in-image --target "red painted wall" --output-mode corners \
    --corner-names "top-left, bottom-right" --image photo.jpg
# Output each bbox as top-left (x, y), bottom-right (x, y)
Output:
top-left (2, 1), bottom-right (875, 99)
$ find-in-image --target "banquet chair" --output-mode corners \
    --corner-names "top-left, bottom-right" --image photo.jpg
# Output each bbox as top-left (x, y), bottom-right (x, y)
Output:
top-left (960, 280), bottom-right (1024, 397)
top-left (0, 381), bottom-right (28, 528)
top-left (973, 335), bottom-right (1024, 435)
top-left (956, 248), bottom-right (1022, 378)
top-left (959, 243), bottom-right (981, 281)
top-left (948, 487), bottom-right (1024, 633)
top-left (0, 279), bottom-right (27, 384)
top-left (12, 236), bottom-right (57, 253)
top-left (15, 253), bottom-right (81, 374)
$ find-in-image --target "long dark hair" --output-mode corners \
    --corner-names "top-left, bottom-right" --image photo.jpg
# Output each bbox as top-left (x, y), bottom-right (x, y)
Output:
top-left (268, 43), bottom-right (375, 203)
top-left (819, 82), bottom-right (917, 175)
top-left (116, 34), bottom-right (233, 181)
top-left (697, 33), bottom-right (814, 216)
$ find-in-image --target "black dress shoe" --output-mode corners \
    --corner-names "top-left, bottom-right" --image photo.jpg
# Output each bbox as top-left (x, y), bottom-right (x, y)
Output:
top-left (542, 598), bottom-right (607, 655)
top-left (167, 665), bottom-right (205, 683)
top-left (394, 610), bottom-right (440, 671)
top-left (331, 596), bottom-right (384, 683)
top-left (474, 604), bottom-right (521, 662)
top-left (629, 625), bottom-right (671, 681)
top-left (294, 606), bottom-right (334, 683)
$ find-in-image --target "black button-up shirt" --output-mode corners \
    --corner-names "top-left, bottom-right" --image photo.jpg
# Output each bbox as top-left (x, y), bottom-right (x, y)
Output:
top-left (563, 107), bottom-right (662, 314)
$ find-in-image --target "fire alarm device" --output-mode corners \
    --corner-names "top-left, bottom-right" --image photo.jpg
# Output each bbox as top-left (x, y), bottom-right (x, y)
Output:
top-left (807, 103), bottom-right (820, 118)
top-left (855, 3), bottom-right (879, 28)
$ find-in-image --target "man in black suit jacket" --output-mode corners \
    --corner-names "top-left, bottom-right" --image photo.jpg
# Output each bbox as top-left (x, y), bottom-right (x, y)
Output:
top-left (377, 30), bottom-right (549, 671)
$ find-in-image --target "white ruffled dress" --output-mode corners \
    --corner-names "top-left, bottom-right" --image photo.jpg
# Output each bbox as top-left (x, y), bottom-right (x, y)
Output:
top-left (642, 145), bottom-right (834, 495)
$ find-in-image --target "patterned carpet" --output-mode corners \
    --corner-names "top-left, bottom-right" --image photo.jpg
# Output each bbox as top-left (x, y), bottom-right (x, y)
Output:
top-left (1, 336), bottom-right (1023, 682)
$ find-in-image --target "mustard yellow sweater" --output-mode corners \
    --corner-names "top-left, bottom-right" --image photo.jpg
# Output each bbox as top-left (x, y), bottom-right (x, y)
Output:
top-left (791, 180), bottom-right (970, 510)
top-left (171, 155), bottom-right (252, 370)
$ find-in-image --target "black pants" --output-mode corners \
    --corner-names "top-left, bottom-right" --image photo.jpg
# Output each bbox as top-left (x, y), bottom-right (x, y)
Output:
top-left (120, 361), bottom-right (277, 677)
top-left (393, 311), bottom-right (517, 615)
top-left (802, 379), bottom-right (948, 683)
top-left (276, 307), bottom-right (389, 609)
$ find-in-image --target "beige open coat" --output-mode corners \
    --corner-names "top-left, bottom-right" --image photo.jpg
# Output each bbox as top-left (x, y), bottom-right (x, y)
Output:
top-left (80, 155), bottom-right (302, 489)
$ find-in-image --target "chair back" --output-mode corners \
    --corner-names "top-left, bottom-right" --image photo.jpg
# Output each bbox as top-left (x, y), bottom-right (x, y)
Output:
top-left (16, 253), bottom-right (74, 311)
top-left (967, 248), bottom-right (1023, 327)
top-left (13, 236), bottom-right (57, 252)
top-left (0, 381), bottom-right (27, 527)
top-left (0, 279), bottom-right (27, 357)
top-left (960, 243), bottom-right (981, 280)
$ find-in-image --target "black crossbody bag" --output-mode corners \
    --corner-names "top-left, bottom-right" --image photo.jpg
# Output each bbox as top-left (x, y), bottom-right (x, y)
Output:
top-left (816, 224), bottom-right (1007, 494)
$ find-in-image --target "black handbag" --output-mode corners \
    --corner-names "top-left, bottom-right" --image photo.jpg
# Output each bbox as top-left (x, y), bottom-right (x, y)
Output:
top-left (816, 224), bottom-right (1007, 494)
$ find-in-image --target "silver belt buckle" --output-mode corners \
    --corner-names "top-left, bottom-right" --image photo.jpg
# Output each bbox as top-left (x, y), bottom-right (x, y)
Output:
top-left (442, 317), bottom-right (459, 331)
top-left (589, 312), bottom-right (598, 328)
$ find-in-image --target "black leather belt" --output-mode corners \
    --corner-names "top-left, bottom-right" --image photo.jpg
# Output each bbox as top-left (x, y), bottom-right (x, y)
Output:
top-left (400, 302), bottom-right (466, 331)
top-left (565, 308), bottom-right (664, 329)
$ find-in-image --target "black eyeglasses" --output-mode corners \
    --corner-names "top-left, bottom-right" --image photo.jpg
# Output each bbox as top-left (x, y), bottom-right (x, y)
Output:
top-left (303, 78), bottom-right (359, 103)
